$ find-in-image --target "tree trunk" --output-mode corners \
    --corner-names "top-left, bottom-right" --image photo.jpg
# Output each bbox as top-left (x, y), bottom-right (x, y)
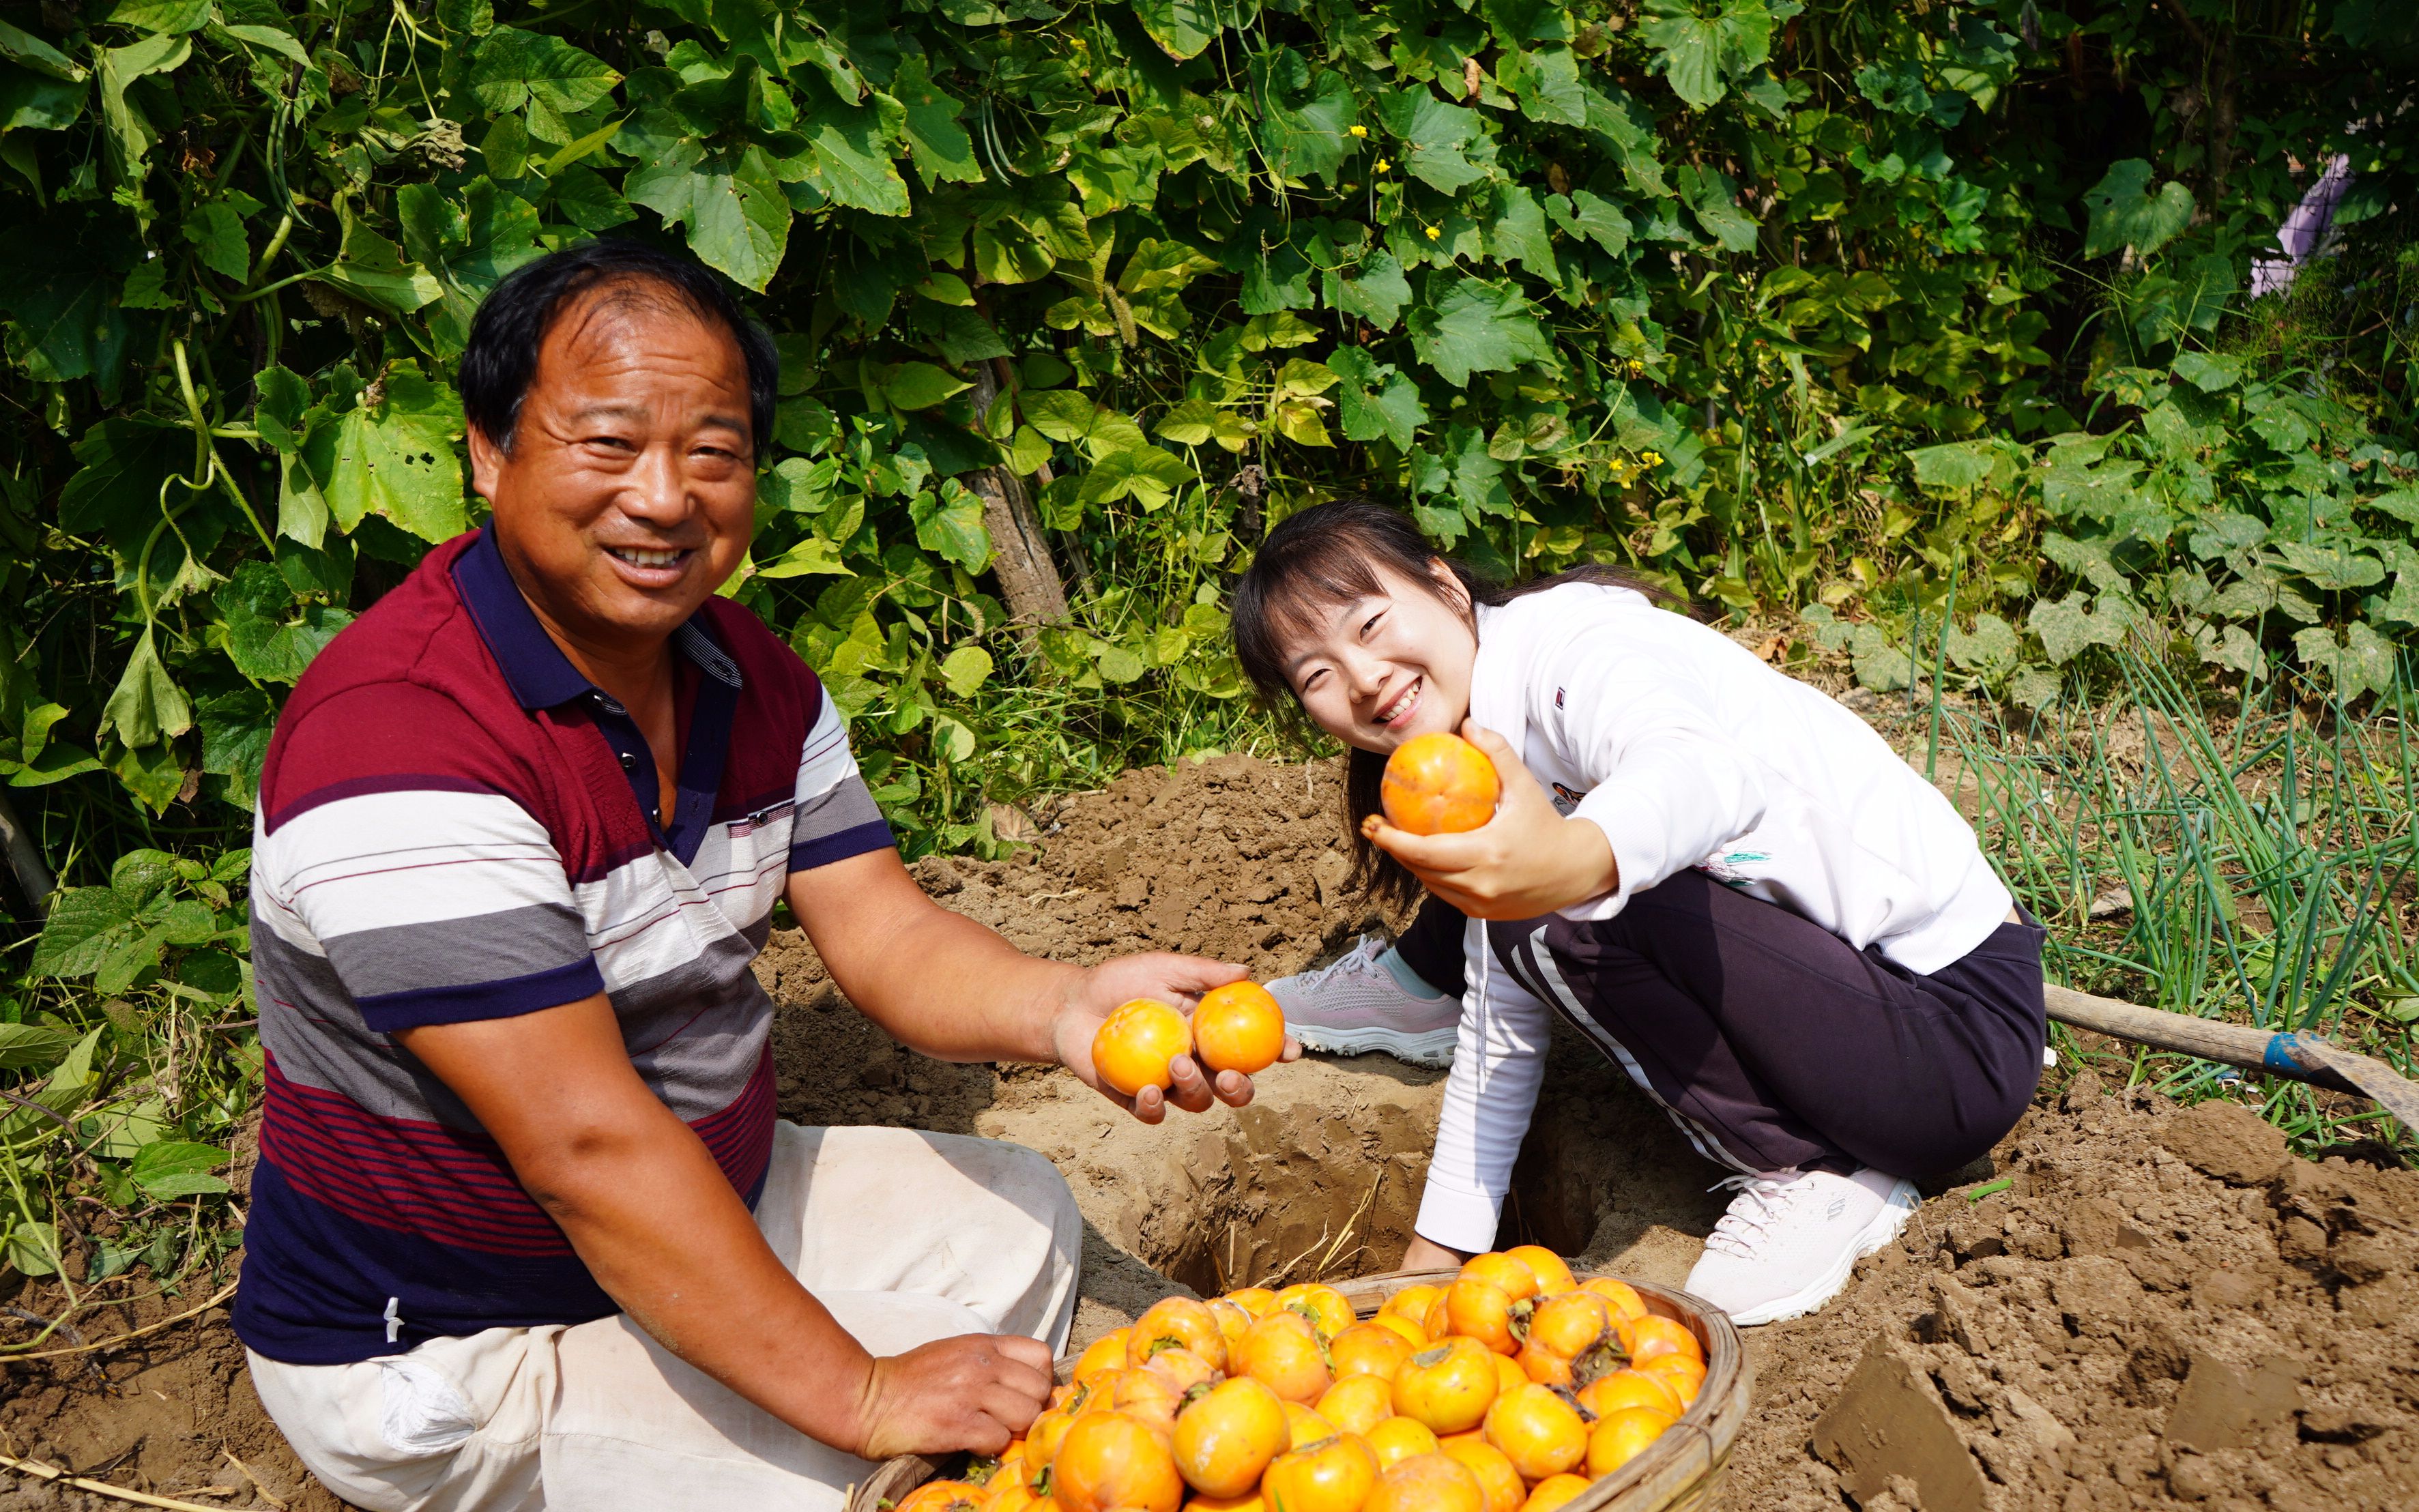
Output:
top-left (0, 789), bottom-right (54, 913)
top-left (964, 362), bottom-right (1071, 644)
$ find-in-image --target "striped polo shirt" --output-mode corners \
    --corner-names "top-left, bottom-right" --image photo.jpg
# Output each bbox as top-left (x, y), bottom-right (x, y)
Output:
top-left (235, 525), bottom-right (893, 1364)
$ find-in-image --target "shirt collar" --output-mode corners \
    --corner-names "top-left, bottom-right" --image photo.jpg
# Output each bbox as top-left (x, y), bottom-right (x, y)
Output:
top-left (451, 525), bottom-right (742, 710)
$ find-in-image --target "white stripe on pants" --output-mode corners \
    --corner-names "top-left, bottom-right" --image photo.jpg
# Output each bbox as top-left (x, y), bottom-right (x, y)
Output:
top-left (246, 1122), bottom-right (1082, 1511)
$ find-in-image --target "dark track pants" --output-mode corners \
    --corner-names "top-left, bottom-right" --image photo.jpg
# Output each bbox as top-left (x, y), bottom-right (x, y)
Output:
top-left (1394, 873), bottom-right (2047, 1178)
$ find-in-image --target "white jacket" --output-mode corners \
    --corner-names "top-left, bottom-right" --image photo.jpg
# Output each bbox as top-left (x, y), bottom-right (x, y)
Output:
top-left (1413, 583), bottom-right (2012, 1250)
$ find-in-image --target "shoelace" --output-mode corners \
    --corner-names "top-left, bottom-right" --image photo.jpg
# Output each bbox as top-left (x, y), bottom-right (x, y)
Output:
top-left (1294, 934), bottom-right (1389, 991)
top-left (1699, 1171), bottom-right (1804, 1260)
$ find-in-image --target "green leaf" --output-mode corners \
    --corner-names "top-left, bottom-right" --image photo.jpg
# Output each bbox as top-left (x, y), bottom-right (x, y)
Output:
top-left (753, 536), bottom-right (851, 579)
top-left (2029, 591), bottom-right (2131, 665)
top-left (30, 886), bottom-right (145, 978)
top-left (1945, 613), bottom-right (2019, 678)
top-left (0, 1023), bottom-right (75, 1073)
top-left (316, 223), bottom-right (444, 315)
top-left (0, 234), bottom-right (134, 385)
top-left (1133, 0), bottom-right (1224, 59)
top-left (1330, 347), bottom-right (1429, 450)
top-left (6, 1222), bottom-right (61, 1277)
top-left (0, 18), bottom-right (86, 80)
top-left (96, 32), bottom-right (188, 177)
top-left (1641, 0), bottom-right (1783, 111)
top-left (2081, 159), bottom-right (2195, 258)
top-left (2293, 622), bottom-right (2397, 701)
top-left (1678, 164), bottom-right (1759, 254)
top-left (1406, 278), bottom-right (1554, 388)
top-left (128, 1139), bottom-right (231, 1200)
top-left (1373, 89), bottom-right (1493, 194)
top-left (1331, 252), bottom-right (1412, 331)
top-left (1907, 440), bottom-right (1999, 492)
top-left (181, 202), bottom-right (248, 281)
top-left (624, 134), bottom-right (792, 293)
top-left (469, 27), bottom-right (621, 115)
top-left (197, 686), bottom-right (275, 803)
top-left (911, 482), bottom-right (991, 570)
top-left (1548, 192), bottom-right (1630, 256)
top-left (883, 362), bottom-right (972, 411)
top-left (253, 366), bottom-right (310, 452)
top-left (304, 363), bottom-right (467, 542)
top-left (798, 89), bottom-right (912, 217)
top-left (2170, 351), bottom-right (2244, 392)
top-left (2271, 542), bottom-right (2384, 592)
top-left (216, 562), bottom-right (353, 684)
top-left (890, 55), bottom-right (981, 187)
top-left (1490, 187), bottom-right (1557, 272)
top-left (940, 645), bottom-right (994, 697)
top-left (1, 59), bottom-right (87, 132)
top-left (2366, 488), bottom-right (2419, 525)
top-left (106, 0), bottom-right (209, 34)
top-left (99, 628), bottom-right (190, 750)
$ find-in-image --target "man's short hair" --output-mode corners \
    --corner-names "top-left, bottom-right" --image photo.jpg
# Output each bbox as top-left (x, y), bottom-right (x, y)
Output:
top-left (458, 239), bottom-right (779, 454)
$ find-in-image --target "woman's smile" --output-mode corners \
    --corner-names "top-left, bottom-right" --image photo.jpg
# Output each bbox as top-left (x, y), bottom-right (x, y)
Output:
top-left (1374, 675), bottom-right (1423, 726)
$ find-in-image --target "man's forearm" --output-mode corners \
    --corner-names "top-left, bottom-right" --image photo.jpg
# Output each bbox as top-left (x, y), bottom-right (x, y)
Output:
top-left (800, 873), bottom-right (1075, 1065)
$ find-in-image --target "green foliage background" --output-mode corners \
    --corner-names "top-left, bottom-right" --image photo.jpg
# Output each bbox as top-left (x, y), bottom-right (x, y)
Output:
top-left (0, 0), bottom-right (2414, 1283)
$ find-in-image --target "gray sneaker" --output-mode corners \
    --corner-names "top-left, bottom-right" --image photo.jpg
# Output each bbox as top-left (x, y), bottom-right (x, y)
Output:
top-left (1268, 935), bottom-right (1460, 1068)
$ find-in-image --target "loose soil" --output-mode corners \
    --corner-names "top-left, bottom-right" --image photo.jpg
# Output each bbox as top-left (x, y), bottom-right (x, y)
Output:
top-left (3, 751), bottom-right (2415, 1509)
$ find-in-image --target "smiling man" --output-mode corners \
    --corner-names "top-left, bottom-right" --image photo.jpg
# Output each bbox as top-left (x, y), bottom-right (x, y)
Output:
top-left (235, 241), bottom-right (1284, 1510)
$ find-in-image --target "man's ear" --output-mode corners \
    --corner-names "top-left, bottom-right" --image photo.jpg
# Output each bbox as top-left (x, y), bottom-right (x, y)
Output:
top-left (465, 424), bottom-right (506, 504)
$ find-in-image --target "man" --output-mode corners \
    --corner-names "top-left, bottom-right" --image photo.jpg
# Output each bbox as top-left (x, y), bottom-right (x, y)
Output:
top-left (237, 239), bottom-right (1285, 1509)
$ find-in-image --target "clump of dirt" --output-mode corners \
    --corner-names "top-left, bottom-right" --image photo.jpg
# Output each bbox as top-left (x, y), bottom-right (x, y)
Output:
top-left (1728, 1077), bottom-right (2419, 1511)
top-left (0, 1282), bottom-right (336, 1511)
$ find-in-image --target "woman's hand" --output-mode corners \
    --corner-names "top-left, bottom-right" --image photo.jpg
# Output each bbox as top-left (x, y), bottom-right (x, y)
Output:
top-left (1363, 723), bottom-right (1619, 920)
top-left (1047, 952), bottom-right (1302, 1123)
top-left (1399, 1234), bottom-right (1471, 1273)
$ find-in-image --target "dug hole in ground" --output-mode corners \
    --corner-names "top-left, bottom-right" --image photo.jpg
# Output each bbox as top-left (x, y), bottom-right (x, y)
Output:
top-left (1, 754), bottom-right (2415, 1511)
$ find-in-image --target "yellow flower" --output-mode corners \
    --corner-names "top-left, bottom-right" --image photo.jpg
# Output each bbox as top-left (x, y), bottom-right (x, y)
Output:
top-left (1641, 450), bottom-right (1664, 467)
top-left (1627, 358), bottom-right (1645, 377)
top-left (1349, 124), bottom-right (1368, 138)
top-left (1425, 224), bottom-right (1440, 240)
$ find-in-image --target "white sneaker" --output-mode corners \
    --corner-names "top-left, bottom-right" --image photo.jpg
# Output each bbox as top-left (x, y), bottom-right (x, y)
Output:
top-left (1681, 1167), bottom-right (1917, 1326)
top-left (1267, 935), bottom-right (1460, 1068)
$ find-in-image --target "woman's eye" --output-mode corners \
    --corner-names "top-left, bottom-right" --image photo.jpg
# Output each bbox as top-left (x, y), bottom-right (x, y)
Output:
top-left (1361, 611), bottom-right (1384, 637)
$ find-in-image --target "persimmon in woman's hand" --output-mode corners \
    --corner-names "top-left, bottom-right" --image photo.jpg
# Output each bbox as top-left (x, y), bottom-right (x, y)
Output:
top-left (1363, 723), bottom-right (1618, 920)
top-left (1381, 732), bottom-right (1501, 834)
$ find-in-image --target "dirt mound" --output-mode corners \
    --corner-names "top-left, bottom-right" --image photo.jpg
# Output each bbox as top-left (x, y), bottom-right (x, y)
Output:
top-left (1729, 1075), bottom-right (2419, 1511)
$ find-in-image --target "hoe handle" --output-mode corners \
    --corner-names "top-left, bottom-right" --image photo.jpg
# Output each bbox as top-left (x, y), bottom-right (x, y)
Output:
top-left (2044, 983), bottom-right (2419, 1131)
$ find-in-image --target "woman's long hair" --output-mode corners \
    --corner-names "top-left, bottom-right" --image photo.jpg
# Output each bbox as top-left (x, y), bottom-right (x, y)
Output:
top-left (1230, 497), bottom-right (1677, 910)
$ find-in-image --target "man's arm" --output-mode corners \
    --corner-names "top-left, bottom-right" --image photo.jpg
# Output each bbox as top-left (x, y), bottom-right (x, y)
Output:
top-left (787, 847), bottom-right (1293, 1120)
top-left (396, 1000), bottom-right (1053, 1459)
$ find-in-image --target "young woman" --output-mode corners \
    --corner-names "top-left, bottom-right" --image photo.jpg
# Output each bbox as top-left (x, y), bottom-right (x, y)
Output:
top-left (1235, 499), bottom-right (2046, 1325)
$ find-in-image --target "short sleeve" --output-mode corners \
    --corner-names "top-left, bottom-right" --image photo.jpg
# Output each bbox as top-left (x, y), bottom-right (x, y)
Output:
top-left (252, 686), bottom-right (603, 1034)
top-left (787, 685), bottom-right (895, 871)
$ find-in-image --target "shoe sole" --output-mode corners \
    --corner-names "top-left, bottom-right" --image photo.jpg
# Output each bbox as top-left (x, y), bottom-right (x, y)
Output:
top-left (1715, 1182), bottom-right (1920, 1328)
top-left (1288, 1022), bottom-right (1458, 1069)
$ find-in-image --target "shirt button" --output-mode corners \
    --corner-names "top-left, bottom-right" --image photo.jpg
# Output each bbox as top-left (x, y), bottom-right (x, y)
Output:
top-left (619, 753), bottom-right (637, 770)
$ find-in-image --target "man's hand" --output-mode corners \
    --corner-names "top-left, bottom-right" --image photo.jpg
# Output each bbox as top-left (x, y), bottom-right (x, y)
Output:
top-left (1362, 723), bottom-right (1619, 920)
top-left (1047, 953), bottom-right (1303, 1123)
top-left (849, 1333), bottom-right (1055, 1461)
top-left (1399, 1234), bottom-right (1472, 1273)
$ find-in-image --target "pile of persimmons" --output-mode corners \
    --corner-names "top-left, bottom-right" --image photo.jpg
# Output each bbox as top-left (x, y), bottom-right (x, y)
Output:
top-left (899, 1245), bottom-right (1706, 1512)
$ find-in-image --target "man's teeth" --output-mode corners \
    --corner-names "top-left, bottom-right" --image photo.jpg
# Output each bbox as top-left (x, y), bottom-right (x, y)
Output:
top-left (609, 547), bottom-right (685, 568)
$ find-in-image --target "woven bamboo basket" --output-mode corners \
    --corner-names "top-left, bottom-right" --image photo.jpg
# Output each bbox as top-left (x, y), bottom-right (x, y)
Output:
top-left (846, 1266), bottom-right (1750, 1512)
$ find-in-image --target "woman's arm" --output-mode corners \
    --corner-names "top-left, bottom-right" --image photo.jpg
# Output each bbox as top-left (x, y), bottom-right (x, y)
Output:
top-left (1410, 929), bottom-right (1554, 1256)
top-left (1368, 627), bottom-right (1765, 920)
